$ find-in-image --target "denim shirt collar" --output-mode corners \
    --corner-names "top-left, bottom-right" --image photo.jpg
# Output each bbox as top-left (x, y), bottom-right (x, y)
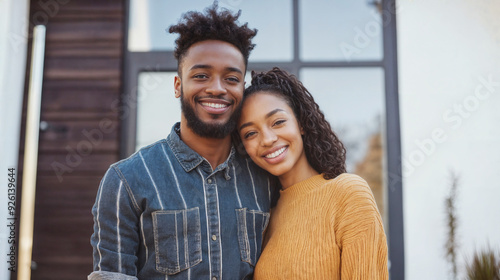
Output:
top-left (167, 123), bottom-right (234, 180)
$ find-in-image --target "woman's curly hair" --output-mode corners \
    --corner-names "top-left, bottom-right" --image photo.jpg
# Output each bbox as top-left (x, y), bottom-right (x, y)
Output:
top-left (168, 2), bottom-right (257, 70)
top-left (242, 67), bottom-right (347, 180)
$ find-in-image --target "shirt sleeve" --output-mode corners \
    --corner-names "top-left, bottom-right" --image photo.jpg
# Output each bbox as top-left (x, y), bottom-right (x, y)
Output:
top-left (335, 175), bottom-right (389, 280)
top-left (90, 166), bottom-right (141, 277)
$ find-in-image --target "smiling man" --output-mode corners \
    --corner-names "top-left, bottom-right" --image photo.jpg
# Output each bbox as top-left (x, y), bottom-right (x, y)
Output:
top-left (89, 3), bottom-right (277, 280)
top-left (175, 39), bottom-right (245, 158)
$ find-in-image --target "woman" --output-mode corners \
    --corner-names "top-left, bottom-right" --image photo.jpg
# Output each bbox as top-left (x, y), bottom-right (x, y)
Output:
top-left (236, 68), bottom-right (388, 279)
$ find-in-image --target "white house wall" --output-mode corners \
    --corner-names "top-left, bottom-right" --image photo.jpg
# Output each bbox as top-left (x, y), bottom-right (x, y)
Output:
top-left (397, 0), bottom-right (500, 279)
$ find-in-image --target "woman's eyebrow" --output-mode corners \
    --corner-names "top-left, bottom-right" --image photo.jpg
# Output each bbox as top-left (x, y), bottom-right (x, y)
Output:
top-left (239, 121), bottom-right (253, 131)
top-left (265, 108), bottom-right (285, 118)
top-left (239, 108), bottom-right (285, 131)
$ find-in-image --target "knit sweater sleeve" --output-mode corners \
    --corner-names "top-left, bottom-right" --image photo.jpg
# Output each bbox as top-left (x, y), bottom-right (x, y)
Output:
top-left (333, 174), bottom-right (389, 280)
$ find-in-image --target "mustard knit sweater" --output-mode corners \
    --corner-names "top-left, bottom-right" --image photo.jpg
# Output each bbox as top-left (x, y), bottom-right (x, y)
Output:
top-left (254, 173), bottom-right (388, 280)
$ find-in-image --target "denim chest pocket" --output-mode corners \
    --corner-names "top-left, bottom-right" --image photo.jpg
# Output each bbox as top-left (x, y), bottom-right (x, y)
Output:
top-left (235, 208), bottom-right (270, 266)
top-left (152, 207), bottom-right (202, 275)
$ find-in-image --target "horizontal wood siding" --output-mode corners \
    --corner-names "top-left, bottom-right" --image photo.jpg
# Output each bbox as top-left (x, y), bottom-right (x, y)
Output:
top-left (15, 0), bottom-right (124, 279)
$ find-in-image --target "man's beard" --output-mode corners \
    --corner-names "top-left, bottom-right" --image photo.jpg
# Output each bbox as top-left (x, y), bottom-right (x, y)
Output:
top-left (180, 88), bottom-right (241, 139)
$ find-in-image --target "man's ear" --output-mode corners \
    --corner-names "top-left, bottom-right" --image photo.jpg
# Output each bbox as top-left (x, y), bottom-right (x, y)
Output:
top-left (174, 76), bottom-right (181, 98)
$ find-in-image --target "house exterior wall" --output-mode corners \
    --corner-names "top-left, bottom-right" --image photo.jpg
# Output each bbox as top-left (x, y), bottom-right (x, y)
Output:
top-left (398, 0), bottom-right (500, 279)
top-left (14, 1), bottom-right (125, 279)
top-left (0, 1), bottom-right (29, 279)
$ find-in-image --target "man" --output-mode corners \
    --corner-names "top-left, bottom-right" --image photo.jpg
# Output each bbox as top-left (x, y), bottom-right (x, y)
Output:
top-left (89, 4), bottom-right (276, 280)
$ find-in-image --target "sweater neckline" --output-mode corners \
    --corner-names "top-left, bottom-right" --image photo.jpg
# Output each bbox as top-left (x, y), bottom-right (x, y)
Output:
top-left (280, 173), bottom-right (328, 199)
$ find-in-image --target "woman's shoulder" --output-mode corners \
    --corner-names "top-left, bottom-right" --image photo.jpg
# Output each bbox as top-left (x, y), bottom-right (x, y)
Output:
top-left (322, 173), bottom-right (375, 205)
top-left (325, 173), bottom-right (371, 193)
top-left (325, 174), bottom-right (381, 228)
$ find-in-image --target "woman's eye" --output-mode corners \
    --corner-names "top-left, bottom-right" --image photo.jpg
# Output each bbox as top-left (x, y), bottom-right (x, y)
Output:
top-left (273, 119), bottom-right (286, 126)
top-left (243, 131), bottom-right (256, 139)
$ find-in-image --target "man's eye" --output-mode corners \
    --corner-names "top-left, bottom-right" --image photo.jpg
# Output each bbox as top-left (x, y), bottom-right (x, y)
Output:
top-left (227, 77), bottom-right (240, 83)
top-left (194, 74), bottom-right (208, 79)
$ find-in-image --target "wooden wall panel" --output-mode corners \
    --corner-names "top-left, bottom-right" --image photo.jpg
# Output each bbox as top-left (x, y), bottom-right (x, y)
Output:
top-left (15, 0), bottom-right (125, 279)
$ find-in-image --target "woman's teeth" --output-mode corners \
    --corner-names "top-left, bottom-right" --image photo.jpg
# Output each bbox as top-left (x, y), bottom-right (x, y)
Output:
top-left (265, 147), bottom-right (286, 159)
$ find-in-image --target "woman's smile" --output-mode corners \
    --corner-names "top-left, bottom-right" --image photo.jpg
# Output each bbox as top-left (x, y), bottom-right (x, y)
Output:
top-left (263, 146), bottom-right (287, 159)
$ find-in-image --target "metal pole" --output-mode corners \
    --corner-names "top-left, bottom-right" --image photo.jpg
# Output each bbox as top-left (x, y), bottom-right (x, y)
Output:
top-left (18, 24), bottom-right (46, 280)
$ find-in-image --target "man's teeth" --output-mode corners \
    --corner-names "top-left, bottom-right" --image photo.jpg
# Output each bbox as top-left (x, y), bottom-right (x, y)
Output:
top-left (265, 147), bottom-right (286, 159)
top-left (202, 102), bottom-right (228, 109)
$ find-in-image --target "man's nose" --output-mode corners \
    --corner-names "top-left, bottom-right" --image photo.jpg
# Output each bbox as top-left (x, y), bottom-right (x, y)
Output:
top-left (206, 78), bottom-right (227, 95)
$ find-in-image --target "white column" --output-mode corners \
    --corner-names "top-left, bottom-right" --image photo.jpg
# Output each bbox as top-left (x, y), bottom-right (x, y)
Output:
top-left (0, 0), bottom-right (30, 279)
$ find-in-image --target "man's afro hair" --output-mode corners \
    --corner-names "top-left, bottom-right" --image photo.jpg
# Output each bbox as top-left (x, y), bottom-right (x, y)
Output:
top-left (168, 2), bottom-right (257, 66)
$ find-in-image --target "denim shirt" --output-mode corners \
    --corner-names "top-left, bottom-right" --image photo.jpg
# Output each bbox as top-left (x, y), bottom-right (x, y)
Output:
top-left (89, 123), bottom-right (276, 280)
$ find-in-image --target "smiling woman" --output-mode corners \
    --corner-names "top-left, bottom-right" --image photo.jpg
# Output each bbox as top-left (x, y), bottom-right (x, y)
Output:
top-left (237, 68), bottom-right (389, 279)
top-left (239, 93), bottom-right (315, 188)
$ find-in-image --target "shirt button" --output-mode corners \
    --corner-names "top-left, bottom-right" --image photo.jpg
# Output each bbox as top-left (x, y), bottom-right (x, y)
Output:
top-left (211, 235), bottom-right (217, 241)
top-left (207, 178), bottom-right (212, 184)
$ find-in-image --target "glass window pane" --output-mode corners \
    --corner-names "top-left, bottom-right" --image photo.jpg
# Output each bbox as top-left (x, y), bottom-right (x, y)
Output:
top-left (300, 67), bottom-right (386, 219)
top-left (128, 0), bottom-right (293, 62)
top-left (299, 0), bottom-right (383, 61)
top-left (236, 0), bottom-right (293, 62)
top-left (136, 72), bottom-right (179, 151)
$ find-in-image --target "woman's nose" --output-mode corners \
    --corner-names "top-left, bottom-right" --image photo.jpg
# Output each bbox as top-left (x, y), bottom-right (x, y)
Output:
top-left (261, 129), bottom-right (278, 146)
